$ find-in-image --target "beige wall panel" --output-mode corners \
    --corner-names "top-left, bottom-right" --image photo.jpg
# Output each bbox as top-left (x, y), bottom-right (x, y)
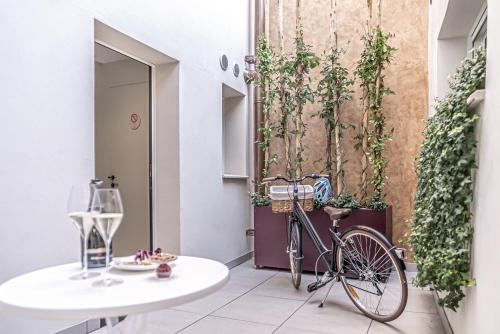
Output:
top-left (267, 0), bottom-right (428, 250)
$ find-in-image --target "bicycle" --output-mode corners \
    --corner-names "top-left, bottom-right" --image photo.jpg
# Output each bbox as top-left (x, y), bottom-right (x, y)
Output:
top-left (263, 174), bottom-right (408, 322)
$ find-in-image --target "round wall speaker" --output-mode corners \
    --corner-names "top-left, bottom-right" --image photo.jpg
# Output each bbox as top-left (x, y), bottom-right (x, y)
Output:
top-left (233, 63), bottom-right (240, 77)
top-left (219, 54), bottom-right (228, 71)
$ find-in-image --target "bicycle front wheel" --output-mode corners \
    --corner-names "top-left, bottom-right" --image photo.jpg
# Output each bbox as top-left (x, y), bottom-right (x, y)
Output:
top-left (336, 228), bottom-right (407, 322)
top-left (288, 221), bottom-right (302, 289)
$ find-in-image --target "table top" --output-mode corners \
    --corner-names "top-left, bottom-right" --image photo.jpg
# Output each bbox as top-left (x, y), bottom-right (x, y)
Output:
top-left (0, 256), bottom-right (229, 320)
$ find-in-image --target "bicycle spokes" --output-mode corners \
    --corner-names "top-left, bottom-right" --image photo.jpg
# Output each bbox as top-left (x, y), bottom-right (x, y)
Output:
top-left (337, 231), bottom-right (407, 322)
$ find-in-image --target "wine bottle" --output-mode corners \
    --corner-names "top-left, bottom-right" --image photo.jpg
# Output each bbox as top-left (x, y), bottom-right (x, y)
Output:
top-left (81, 179), bottom-right (113, 268)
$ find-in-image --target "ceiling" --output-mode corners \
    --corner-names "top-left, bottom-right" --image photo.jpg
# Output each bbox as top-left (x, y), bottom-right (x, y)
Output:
top-left (95, 43), bottom-right (128, 64)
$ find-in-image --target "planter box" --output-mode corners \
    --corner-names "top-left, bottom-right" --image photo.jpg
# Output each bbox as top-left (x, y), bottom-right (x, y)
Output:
top-left (254, 205), bottom-right (392, 272)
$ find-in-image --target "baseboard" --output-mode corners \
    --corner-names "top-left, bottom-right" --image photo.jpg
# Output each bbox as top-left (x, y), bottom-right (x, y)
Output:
top-left (225, 251), bottom-right (254, 269)
top-left (433, 291), bottom-right (454, 334)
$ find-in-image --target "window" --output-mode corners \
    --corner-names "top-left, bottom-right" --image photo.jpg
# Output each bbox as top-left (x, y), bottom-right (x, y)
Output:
top-left (470, 4), bottom-right (487, 52)
top-left (222, 84), bottom-right (247, 178)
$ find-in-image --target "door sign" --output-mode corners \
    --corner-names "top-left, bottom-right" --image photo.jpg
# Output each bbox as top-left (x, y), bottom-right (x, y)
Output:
top-left (129, 113), bottom-right (141, 130)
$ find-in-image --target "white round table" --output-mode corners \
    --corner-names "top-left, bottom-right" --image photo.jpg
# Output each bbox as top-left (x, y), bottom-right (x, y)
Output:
top-left (0, 256), bottom-right (229, 333)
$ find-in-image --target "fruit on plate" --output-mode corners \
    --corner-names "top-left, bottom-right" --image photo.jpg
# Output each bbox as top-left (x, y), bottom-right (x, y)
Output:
top-left (150, 248), bottom-right (177, 263)
top-left (151, 253), bottom-right (177, 263)
top-left (134, 250), bottom-right (152, 265)
top-left (156, 263), bottom-right (172, 278)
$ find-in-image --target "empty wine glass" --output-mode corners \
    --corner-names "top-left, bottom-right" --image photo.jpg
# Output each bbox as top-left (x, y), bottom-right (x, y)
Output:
top-left (67, 186), bottom-right (100, 280)
top-left (91, 188), bottom-right (124, 287)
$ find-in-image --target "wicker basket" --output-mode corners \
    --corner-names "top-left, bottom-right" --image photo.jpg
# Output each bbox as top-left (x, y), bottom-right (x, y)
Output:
top-left (269, 185), bottom-right (314, 213)
top-left (271, 197), bottom-right (314, 213)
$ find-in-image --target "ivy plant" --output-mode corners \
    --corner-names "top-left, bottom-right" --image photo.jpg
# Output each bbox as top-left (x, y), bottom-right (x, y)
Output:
top-left (250, 191), bottom-right (272, 207)
top-left (354, 26), bottom-right (396, 209)
top-left (410, 48), bottom-right (486, 310)
top-left (331, 191), bottom-right (361, 209)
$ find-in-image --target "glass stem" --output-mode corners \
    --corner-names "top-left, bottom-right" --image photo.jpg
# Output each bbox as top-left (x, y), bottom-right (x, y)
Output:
top-left (82, 235), bottom-right (89, 278)
top-left (105, 241), bottom-right (111, 283)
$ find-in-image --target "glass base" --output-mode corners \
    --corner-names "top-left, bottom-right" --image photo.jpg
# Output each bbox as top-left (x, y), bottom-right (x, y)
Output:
top-left (93, 278), bottom-right (124, 287)
top-left (69, 271), bottom-right (100, 280)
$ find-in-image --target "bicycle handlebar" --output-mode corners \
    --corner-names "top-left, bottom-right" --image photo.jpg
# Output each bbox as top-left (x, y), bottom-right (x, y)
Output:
top-left (262, 173), bottom-right (329, 183)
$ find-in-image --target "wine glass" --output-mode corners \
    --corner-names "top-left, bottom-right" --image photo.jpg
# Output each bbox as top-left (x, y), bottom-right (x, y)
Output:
top-left (91, 188), bottom-right (124, 287)
top-left (67, 186), bottom-right (100, 279)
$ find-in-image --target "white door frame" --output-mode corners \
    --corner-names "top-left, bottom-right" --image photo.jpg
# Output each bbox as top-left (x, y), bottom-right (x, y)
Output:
top-left (94, 40), bottom-right (156, 249)
top-left (94, 20), bottom-right (181, 253)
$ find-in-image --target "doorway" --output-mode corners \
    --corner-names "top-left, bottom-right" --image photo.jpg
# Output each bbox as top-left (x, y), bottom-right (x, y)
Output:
top-left (94, 43), bottom-right (152, 256)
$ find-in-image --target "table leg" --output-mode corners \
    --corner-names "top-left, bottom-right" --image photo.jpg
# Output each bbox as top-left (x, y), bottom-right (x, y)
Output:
top-left (105, 317), bottom-right (121, 334)
top-left (105, 314), bottom-right (149, 334)
top-left (123, 313), bottom-right (149, 333)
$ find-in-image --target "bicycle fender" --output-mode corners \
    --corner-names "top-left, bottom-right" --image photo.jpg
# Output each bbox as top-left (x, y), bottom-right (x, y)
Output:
top-left (340, 225), bottom-right (406, 271)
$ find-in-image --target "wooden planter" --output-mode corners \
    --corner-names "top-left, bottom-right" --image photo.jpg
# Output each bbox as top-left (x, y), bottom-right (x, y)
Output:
top-left (254, 205), bottom-right (392, 272)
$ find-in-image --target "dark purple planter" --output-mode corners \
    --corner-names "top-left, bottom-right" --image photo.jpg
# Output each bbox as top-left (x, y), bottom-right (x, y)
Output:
top-left (254, 205), bottom-right (392, 272)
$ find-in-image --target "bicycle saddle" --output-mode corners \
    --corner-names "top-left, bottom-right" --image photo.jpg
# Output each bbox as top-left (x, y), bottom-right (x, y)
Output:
top-left (324, 206), bottom-right (352, 220)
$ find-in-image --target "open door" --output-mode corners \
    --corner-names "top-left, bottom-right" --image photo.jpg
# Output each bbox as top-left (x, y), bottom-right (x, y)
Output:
top-left (94, 43), bottom-right (152, 256)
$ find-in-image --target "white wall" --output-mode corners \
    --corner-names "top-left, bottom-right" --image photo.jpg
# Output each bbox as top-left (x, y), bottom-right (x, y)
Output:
top-left (428, 1), bottom-right (500, 333)
top-left (0, 1), bottom-right (251, 333)
top-left (428, 0), bottom-right (484, 111)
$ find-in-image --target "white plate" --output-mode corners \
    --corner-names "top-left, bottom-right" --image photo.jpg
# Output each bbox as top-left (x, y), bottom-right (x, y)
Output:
top-left (112, 256), bottom-right (159, 272)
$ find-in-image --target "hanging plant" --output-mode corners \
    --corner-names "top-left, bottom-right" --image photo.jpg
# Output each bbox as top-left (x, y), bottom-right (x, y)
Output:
top-left (354, 25), bottom-right (396, 208)
top-left (410, 49), bottom-right (486, 310)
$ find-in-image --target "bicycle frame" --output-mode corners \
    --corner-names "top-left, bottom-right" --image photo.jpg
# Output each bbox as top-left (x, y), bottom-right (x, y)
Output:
top-left (288, 181), bottom-right (341, 275)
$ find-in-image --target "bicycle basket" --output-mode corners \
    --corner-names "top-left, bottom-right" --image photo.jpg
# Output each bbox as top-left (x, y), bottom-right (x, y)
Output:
top-left (269, 185), bottom-right (314, 213)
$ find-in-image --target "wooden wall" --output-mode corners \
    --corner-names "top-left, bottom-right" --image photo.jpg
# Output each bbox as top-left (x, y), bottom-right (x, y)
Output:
top-left (266, 0), bottom-right (428, 249)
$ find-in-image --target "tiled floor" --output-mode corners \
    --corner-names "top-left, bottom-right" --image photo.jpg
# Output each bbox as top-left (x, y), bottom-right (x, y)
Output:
top-left (97, 260), bottom-right (445, 334)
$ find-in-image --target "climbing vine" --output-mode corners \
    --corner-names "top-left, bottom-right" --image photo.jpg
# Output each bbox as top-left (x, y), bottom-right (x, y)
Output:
top-left (290, 26), bottom-right (319, 177)
top-left (255, 35), bottom-right (278, 181)
top-left (316, 48), bottom-right (353, 193)
top-left (251, 34), bottom-right (279, 204)
top-left (354, 26), bottom-right (396, 208)
top-left (315, 0), bottom-right (353, 194)
top-left (410, 49), bottom-right (486, 310)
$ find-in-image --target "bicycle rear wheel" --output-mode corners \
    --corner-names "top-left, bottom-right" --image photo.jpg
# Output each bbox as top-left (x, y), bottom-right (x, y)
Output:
top-left (288, 221), bottom-right (302, 289)
top-left (336, 228), bottom-right (407, 322)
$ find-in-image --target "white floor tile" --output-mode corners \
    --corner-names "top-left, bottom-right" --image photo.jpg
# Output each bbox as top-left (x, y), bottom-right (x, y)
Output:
top-left (93, 261), bottom-right (444, 334)
top-left (405, 288), bottom-right (437, 314)
top-left (178, 315), bottom-right (276, 334)
top-left (101, 310), bottom-right (204, 334)
top-left (368, 311), bottom-right (445, 334)
top-left (274, 325), bottom-right (333, 334)
top-left (249, 272), bottom-right (317, 301)
top-left (283, 291), bottom-right (372, 334)
top-left (171, 288), bottom-right (243, 315)
top-left (212, 294), bottom-right (304, 326)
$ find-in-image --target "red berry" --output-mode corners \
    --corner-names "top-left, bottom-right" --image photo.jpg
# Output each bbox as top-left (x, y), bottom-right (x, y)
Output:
top-left (156, 263), bottom-right (172, 278)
